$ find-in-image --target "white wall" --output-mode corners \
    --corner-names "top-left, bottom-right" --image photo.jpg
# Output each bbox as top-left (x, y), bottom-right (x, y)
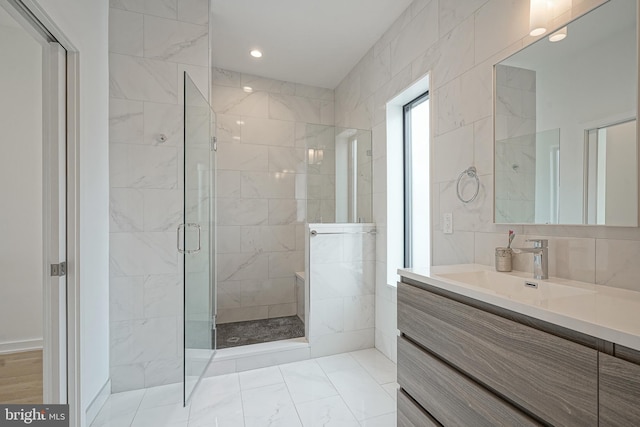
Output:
top-left (32, 0), bottom-right (111, 423)
top-left (0, 24), bottom-right (43, 351)
top-left (334, 0), bottom-right (617, 362)
top-left (108, 0), bottom-right (210, 392)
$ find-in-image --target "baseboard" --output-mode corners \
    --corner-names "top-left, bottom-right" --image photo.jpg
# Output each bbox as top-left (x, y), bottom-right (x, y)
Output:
top-left (0, 339), bottom-right (43, 354)
top-left (85, 378), bottom-right (111, 426)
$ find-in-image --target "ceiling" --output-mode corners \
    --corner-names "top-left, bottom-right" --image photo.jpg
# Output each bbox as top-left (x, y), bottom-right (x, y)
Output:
top-left (210, 0), bottom-right (413, 89)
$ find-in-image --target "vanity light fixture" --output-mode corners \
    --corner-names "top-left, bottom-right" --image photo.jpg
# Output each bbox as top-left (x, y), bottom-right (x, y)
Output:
top-left (307, 148), bottom-right (324, 165)
top-left (549, 26), bottom-right (567, 42)
top-left (529, 0), bottom-right (550, 36)
top-left (250, 49), bottom-right (262, 58)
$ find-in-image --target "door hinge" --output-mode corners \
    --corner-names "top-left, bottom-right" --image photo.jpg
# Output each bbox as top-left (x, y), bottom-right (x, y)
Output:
top-left (210, 136), bottom-right (217, 152)
top-left (211, 315), bottom-right (217, 330)
top-left (50, 262), bottom-right (67, 277)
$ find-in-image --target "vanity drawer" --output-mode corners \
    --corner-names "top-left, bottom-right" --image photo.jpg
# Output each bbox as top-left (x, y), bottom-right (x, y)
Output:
top-left (397, 388), bottom-right (441, 427)
top-left (398, 281), bottom-right (598, 426)
top-left (599, 352), bottom-right (640, 426)
top-left (398, 336), bottom-right (540, 427)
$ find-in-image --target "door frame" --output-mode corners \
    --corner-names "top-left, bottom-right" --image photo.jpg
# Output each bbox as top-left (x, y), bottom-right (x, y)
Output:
top-left (2, 0), bottom-right (82, 424)
top-left (42, 40), bottom-right (67, 404)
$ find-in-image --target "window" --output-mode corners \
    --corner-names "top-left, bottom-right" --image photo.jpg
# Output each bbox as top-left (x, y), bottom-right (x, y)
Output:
top-left (403, 92), bottom-right (430, 269)
top-left (385, 75), bottom-right (429, 285)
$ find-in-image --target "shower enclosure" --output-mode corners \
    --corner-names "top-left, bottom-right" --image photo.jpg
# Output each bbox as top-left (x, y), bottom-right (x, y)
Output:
top-left (182, 74), bottom-right (216, 403)
top-left (306, 124), bottom-right (373, 223)
top-left (214, 123), bottom-right (372, 350)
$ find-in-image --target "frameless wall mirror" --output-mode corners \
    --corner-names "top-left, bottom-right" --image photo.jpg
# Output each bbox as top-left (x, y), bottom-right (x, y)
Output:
top-left (494, 0), bottom-right (638, 225)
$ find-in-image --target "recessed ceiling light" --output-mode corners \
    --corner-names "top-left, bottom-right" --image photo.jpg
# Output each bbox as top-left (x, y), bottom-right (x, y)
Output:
top-left (243, 86), bottom-right (253, 93)
top-left (250, 49), bottom-right (263, 58)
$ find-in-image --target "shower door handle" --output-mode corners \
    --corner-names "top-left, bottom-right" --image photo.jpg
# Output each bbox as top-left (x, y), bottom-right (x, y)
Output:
top-left (177, 223), bottom-right (202, 254)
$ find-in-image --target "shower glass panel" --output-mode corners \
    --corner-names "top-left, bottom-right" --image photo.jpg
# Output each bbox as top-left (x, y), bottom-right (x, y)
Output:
top-left (183, 74), bottom-right (216, 404)
top-left (306, 124), bottom-right (372, 223)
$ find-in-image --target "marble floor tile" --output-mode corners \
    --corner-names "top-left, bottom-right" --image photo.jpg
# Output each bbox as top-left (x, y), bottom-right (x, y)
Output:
top-left (279, 359), bottom-right (338, 403)
top-left (325, 367), bottom-right (396, 421)
top-left (93, 389), bottom-right (145, 421)
top-left (188, 391), bottom-right (245, 427)
top-left (315, 353), bottom-right (361, 374)
top-left (350, 348), bottom-right (397, 384)
top-left (359, 412), bottom-right (397, 427)
top-left (91, 349), bottom-right (397, 427)
top-left (191, 373), bottom-right (240, 403)
top-left (139, 382), bottom-right (183, 409)
top-left (90, 411), bottom-right (137, 427)
top-left (295, 395), bottom-right (360, 427)
top-left (130, 403), bottom-right (190, 427)
top-left (238, 366), bottom-right (284, 390)
top-left (241, 383), bottom-right (302, 427)
top-left (382, 382), bottom-right (399, 402)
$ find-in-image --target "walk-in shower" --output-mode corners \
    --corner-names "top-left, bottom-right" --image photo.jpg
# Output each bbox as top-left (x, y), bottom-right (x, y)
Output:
top-left (214, 121), bottom-right (372, 351)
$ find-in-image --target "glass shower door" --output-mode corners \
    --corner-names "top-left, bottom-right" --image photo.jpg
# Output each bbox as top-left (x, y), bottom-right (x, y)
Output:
top-left (182, 73), bottom-right (216, 404)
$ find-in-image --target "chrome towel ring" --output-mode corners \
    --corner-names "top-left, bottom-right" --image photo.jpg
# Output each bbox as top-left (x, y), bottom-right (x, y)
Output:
top-left (456, 166), bottom-right (480, 203)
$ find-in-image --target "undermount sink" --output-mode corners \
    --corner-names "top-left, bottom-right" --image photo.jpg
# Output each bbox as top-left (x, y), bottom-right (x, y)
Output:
top-left (436, 270), bottom-right (595, 303)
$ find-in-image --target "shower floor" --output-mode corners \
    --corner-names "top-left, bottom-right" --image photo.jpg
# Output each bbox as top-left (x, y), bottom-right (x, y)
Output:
top-left (216, 316), bottom-right (305, 349)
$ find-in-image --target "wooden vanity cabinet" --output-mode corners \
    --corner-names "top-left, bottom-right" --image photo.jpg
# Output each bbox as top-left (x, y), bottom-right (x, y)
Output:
top-left (397, 389), bottom-right (441, 427)
top-left (599, 351), bottom-right (640, 426)
top-left (398, 336), bottom-right (541, 426)
top-left (398, 280), bottom-right (598, 426)
top-left (397, 277), bottom-right (640, 426)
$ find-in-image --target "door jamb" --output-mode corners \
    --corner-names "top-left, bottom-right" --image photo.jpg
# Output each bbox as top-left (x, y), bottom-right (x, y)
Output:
top-left (9, 1), bottom-right (83, 425)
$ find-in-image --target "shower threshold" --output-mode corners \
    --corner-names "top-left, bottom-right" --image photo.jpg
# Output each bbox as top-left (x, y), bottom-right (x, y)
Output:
top-left (216, 316), bottom-right (305, 349)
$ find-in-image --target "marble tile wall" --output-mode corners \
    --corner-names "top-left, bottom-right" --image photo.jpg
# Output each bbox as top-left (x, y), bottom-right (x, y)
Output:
top-left (108, 0), bottom-right (210, 392)
top-left (333, 0), bottom-right (611, 362)
top-left (308, 224), bottom-right (376, 357)
top-left (212, 68), bottom-right (334, 324)
top-left (495, 65), bottom-right (536, 223)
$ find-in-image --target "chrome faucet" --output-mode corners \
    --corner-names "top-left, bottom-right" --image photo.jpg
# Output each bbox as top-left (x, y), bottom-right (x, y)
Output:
top-left (513, 239), bottom-right (548, 280)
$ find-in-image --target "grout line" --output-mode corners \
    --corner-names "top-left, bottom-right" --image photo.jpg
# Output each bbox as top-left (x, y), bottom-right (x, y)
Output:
top-left (320, 359), bottom-right (362, 424)
top-left (277, 364), bottom-right (305, 426)
top-left (125, 389), bottom-right (146, 427)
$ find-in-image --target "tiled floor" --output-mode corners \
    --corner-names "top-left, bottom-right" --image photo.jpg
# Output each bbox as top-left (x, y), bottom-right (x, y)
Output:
top-left (91, 348), bottom-right (398, 427)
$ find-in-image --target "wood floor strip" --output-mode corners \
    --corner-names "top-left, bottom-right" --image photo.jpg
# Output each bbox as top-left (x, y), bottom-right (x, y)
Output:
top-left (0, 350), bottom-right (43, 404)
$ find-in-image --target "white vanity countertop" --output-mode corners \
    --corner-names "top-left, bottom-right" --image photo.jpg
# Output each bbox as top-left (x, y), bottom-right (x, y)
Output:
top-left (398, 264), bottom-right (640, 352)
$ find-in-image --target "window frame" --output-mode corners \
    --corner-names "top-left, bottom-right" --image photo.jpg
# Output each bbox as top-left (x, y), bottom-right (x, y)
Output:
top-left (403, 91), bottom-right (429, 268)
